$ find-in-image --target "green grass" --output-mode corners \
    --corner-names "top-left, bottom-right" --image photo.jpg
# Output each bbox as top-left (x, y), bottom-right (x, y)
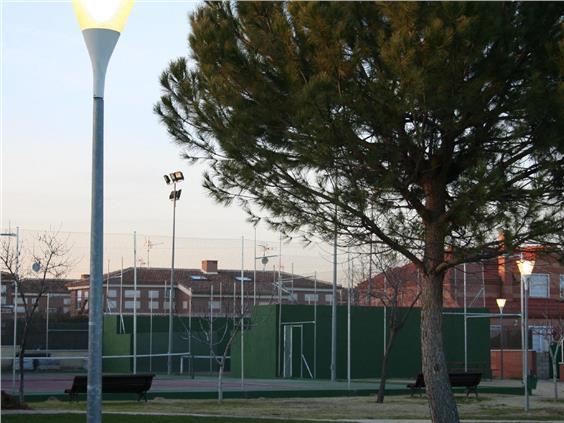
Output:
top-left (2, 414), bottom-right (341, 423)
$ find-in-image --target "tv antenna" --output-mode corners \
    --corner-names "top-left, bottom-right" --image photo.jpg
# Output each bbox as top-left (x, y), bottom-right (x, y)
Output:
top-left (144, 237), bottom-right (163, 268)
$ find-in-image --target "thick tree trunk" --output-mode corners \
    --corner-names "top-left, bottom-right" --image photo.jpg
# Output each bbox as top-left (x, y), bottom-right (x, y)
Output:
top-left (549, 350), bottom-right (558, 401)
top-left (420, 178), bottom-right (459, 422)
top-left (421, 271), bottom-right (459, 422)
top-left (218, 359), bottom-right (224, 404)
top-left (376, 327), bottom-right (396, 403)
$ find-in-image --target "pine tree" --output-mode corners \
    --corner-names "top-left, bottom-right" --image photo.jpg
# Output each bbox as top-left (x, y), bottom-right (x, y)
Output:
top-left (156, 3), bottom-right (563, 421)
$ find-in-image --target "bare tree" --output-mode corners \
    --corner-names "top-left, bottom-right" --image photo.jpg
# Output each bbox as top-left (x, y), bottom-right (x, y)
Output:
top-left (0, 230), bottom-right (73, 404)
top-left (185, 288), bottom-right (255, 404)
top-left (369, 252), bottom-right (421, 403)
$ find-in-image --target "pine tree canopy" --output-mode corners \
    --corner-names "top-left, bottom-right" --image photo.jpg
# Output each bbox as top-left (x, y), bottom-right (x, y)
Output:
top-left (155, 1), bottom-right (563, 269)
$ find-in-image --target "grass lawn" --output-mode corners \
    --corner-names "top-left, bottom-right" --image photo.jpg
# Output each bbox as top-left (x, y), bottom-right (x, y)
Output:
top-left (9, 395), bottom-right (564, 421)
top-left (2, 414), bottom-right (340, 423)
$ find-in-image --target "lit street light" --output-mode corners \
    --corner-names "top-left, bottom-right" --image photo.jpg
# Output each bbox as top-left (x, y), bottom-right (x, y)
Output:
top-left (72, 1), bottom-right (134, 422)
top-left (164, 170), bottom-right (183, 374)
top-left (496, 298), bottom-right (506, 379)
top-left (517, 258), bottom-right (535, 412)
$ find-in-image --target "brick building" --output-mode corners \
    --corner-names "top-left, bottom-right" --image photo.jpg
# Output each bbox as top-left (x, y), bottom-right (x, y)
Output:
top-left (357, 247), bottom-right (564, 377)
top-left (65, 260), bottom-right (340, 317)
top-left (1, 272), bottom-right (74, 316)
top-left (358, 249), bottom-right (564, 325)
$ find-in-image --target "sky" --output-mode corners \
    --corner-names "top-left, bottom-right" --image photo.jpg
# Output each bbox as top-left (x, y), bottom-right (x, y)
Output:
top-left (0, 0), bottom-right (345, 281)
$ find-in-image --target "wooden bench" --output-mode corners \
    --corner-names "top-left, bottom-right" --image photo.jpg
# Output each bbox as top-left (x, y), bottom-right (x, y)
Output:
top-left (65, 374), bottom-right (155, 402)
top-left (406, 373), bottom-right (425, 397)
top-left (406, 372), bottom-right (482, 398)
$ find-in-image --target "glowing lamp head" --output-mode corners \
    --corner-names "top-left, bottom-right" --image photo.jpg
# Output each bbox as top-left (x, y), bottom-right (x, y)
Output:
top-left (73, 0), bottom-right (134, 32)
top-left (496, 298), bottom-right (506, 312)
top-left (517, 259), bottom-right (535, 276)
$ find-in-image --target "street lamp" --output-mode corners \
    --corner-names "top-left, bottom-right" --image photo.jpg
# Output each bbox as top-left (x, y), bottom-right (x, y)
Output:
top-left (496, 298), bottom-right (507, 379)
top-left (517, 258), bottom-right (535, 412)
top-left (164, 170), bottom-right (183, 374)
top-left (72, 1), bottom-right (134, 422)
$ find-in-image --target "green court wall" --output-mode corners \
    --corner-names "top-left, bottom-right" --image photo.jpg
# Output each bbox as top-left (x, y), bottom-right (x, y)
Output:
top-left (102, 314), bottom-right (235, 373)
top-left (231, 305), bottom-right (491, 380)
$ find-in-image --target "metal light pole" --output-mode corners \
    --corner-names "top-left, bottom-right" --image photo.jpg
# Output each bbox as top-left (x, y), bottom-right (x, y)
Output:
top-left (240, 236), bottom-right (245, 389)
top-left (133, 231), bottom-right (137, 374)
top-left (496, 298), bottom-right (506, 379)
top-left (524, 277), bottom-right (530, 411)
top-left (347, 247), bottom-right (351, 390)
top-left (73, 2), bottom-right (134, 421)
top-left (463, 262), bottom-right (468, 373)
top-left (45, 294), bottom-right (50, 353)
top-left (331, 225), bottom-right (337, 382)
top-left (517, 258), bottom-right (535, 413)
top-left (253, 228), bottom-right (257, 305)
top-left (164, 171), bottom-right (183, 374)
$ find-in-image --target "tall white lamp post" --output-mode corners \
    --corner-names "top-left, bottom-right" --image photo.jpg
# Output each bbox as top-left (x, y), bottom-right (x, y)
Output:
top-left (517, 258), bottom-right (534, 412)
top-left (496, 298), bottom-right (506, 379)
top-left (72, 1), bottom-right (134, 422)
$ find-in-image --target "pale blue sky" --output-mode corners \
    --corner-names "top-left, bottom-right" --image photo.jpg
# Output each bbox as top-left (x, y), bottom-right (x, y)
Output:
top-left (1, 0), bottom-right (257, 237)
top-left (0, 1), bottom-right (341, 280)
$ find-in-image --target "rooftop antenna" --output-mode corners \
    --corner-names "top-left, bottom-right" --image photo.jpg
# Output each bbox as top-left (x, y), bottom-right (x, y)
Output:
top-left (144, 237), bottom-right (163, 268)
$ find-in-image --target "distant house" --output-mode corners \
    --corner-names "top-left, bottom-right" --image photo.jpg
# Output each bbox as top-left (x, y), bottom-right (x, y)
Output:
top-left (356, 246), bottom-right (564, 378)
top-left (65, 259), bottom-right (341, 317)
top-left (1, 272), bottom-right (74, 316)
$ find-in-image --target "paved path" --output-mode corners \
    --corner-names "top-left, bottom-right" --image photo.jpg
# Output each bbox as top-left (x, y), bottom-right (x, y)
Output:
top-left (3, 410), bottom-right (564, 423)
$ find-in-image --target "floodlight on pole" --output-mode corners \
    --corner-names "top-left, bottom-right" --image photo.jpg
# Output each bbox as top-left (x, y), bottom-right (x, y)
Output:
top-left (496, 298), bottom-right (506, 379)
top-left (73, 1), bottom-right (133, 422)
top-left (516, 258), bottom-right (534, 412)
top-left (164, 170), bottom-right (183, 374)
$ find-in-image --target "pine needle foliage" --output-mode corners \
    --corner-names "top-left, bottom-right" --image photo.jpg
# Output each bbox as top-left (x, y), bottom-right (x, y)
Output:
top-left (156, 3), bottom-right (563, 421)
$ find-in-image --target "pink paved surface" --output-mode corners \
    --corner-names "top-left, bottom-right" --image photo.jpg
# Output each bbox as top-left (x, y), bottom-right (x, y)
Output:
top-left (1, 373), bottom-right (370, 394)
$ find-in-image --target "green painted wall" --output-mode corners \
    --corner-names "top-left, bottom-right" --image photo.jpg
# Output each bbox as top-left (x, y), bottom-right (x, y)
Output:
top-left (231, 305), bottom-right (491, 380)
top-left (102, 314), bottom-right (235, 373)
top-left (231, 306), bottom-right (278, 378)
top-left (102, 315), bottom-right (131, 373)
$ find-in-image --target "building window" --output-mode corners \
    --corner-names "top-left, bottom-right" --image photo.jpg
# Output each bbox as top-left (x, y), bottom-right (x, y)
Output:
top-left (63, 298), bottom-right (71, 305)
top-left (560, 275), bottom-right (564, 299)
top-left (107, 289), bottom-right (117, 297)
top-left (182, 301), bottom-right (188, 309)
top-left (149, 300), bottom-right (159, 310)
top-left (528, 274), bottom-right (549, 298)
top-left (325, 294), bottom-right (333, 304)
top-left (1, 285), bottom-right (6, 293)
top-left (149, 290), bottom-right (160, 299)
top-left (124, 301), bottom-right (140, 309)
top-left (304, 294), bottom-right (318, 304)
top-left (107, 300), bottom-right (117, 309)
top-left (124, 289), bottom-right (140, 298)
top-left (208, 301), bottom-right (220, 310)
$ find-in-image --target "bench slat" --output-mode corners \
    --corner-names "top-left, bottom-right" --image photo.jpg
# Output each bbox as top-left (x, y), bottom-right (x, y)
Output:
top-left (65, 374), bottom-right (155, 401)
